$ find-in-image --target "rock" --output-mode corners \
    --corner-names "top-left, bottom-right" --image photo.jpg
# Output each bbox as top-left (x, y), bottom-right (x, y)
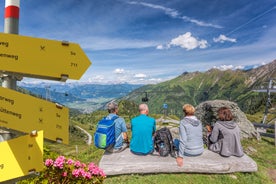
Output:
top-left (99, 148), bottom-right (258, 175)
top-left (195, 100), bottom-right (260, 140)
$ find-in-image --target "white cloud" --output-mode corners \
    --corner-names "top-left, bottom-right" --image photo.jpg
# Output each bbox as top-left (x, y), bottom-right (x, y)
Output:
top-left (149, 78), bottom-right (163, 82)
top-left (156, 45), bottom-right (164, 50)
top-left (113, 68), bottom-right (125, 74)
top-left (128, 1), bottom-right (179, 18)
top-left (213, 65), bottom-right (245, 71)
top-left (181, 16), bottom-right (222, 28)
top-left (128, 1), bottom-right (222, 28)
top-left (167, 32), bottom-right (208, 50)
top-left (235, 65), bottom-right (245, 70)
top-left (86, 75), bottom-right (105, 83)
top-left (213, 34), bottom-right (237, 43)
top-left (213, 65), bottom-right (234, 70)
top-left (134, 73), bottom-right (147, 78)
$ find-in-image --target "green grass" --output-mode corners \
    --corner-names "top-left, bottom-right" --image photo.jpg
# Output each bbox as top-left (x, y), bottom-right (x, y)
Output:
top-left (18, 120), bottom-right (276, 184)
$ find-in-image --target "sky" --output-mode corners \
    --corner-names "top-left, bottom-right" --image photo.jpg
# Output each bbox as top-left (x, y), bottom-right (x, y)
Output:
top-left (0, 0), bottom-right (275, 84)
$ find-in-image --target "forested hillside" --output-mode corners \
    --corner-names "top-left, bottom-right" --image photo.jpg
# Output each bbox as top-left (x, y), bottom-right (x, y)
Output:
top-left (124, 60), bottom-right (276, 118)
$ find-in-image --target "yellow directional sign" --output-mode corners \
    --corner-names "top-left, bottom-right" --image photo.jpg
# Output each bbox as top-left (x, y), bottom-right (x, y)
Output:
top-left (0, 87), bottom-right (69, 144)
top-left (0, 33), bottom-right (91, 81)
top-left (0, 131), bottom-right (43, 182)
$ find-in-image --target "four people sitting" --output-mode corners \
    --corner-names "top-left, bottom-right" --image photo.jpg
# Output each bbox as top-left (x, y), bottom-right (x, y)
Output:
top-left (100, 102), bottom-right (244, 166)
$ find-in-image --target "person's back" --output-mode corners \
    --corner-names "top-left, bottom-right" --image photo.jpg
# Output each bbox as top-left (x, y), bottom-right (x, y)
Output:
top-left (209, 120), bottom-right (243, 157)
top-left (176, 104), bottom-right (204, 167)
top-left (180, 117), bottom-right (204, 156)
top-left (105, 102), bottom-right (128, 153)
top-left (208, 107), bottom-right (244, 157)
top-left (130, 104), bottom-right (156, 155)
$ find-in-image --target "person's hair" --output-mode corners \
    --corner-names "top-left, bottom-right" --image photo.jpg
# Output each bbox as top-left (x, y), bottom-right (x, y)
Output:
top-left (107, 102), bottom-right (118, 113)
top-left (217, 107), bottom-right (233, 121)
top-left (139, 103), bottom-right (148, 113)
top-left (182, 104), bottom-right (195, 116)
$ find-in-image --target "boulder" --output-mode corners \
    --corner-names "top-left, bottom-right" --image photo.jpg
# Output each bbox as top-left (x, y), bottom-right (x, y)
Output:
top-left (99, 148), bottom-right (257, 175)
top-left (195, 100), bottom-right (260, 140)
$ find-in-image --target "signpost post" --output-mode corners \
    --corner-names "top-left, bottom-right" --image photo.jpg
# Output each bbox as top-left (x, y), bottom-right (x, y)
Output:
top-left (1, 0), bottom-right (20, 89)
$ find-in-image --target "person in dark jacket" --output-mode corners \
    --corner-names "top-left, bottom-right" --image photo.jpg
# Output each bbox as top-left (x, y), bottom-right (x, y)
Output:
top-left (208, 107), bottom-right (244, 157)
top-left (176, 104), bottom-right (204, 167)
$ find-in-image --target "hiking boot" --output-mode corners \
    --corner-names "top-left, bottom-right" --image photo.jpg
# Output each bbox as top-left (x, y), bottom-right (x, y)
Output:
top-left (113, 143), bottom-right (128, 153)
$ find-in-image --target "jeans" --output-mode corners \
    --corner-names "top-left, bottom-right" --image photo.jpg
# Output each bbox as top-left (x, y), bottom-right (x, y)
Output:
top-left (173, 139), bottom-right (202, 157)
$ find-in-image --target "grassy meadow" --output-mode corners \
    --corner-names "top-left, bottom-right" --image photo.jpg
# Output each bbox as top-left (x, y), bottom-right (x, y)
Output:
top-left (17, 112), bottom-right (275, 184)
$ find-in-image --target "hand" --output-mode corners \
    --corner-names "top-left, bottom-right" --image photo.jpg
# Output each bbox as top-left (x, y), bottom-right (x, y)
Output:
top-left (176, 157), bottom-right (183, 167)
top-left (206, 125), bottom-right (212, 132)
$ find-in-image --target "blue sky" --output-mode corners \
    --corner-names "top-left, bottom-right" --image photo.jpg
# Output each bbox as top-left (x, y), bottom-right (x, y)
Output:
top-left (1, 0), bottom-right (275, 84)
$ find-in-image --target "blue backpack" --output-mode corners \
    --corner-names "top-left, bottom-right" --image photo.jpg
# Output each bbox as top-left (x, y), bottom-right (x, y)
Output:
top-left (94, 116), bottom-right (118, 149)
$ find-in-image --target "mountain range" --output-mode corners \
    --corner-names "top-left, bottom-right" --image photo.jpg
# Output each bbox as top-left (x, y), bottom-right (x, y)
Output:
top-left (124, 60), bottom-right (276, 117)
top-left (17, 60), bottom-right (275, 116)
top-left (18, 83), bottom-right (143, 113)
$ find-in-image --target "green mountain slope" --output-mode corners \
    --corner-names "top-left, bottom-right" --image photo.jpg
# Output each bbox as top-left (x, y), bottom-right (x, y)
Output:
top-left (124, 60), bottom-right (276, 117)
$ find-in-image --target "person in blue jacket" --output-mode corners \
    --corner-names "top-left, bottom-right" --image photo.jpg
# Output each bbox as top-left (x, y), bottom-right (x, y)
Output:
top-left (130, 103), bottom-right (156, 155)
top-left (105, 102), bottom-right (129, 153)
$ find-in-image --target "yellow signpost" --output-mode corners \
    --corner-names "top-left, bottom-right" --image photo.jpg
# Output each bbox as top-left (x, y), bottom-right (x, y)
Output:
top-left (0, 2), bottom-right (93, 182)
top-left (0, 87), bottom-right (69, 144)
top-left (0, 131), bottom-right (43, 182)
top-left (0, 33), bottom-right (91, 81)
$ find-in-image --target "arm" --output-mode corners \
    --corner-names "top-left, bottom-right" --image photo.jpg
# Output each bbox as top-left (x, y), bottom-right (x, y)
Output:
top-left (178, 122), bottom-right (187, 158)
top-left (209, 123), bottom-right (219, 143)
top-left (176, 121), bottom-right (187, 167)
top-left (122, 132), bottom-right (128, 142)
top-left (120, 118), bottom-right (128, 141)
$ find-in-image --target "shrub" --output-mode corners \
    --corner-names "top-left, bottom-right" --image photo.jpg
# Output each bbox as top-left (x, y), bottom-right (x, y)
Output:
top-left (39, 155), bottom-right (105, 184)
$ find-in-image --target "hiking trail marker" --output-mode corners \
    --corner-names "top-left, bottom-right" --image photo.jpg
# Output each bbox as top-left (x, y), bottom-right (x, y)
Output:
top-left (0, 0), bottom-right (91, 182)
top-left (0, 87), bottom-right (69, 144)
top-left (0, 33), bottom-right (91, 81)
top-left (0, 131), bottom-right (43, 182)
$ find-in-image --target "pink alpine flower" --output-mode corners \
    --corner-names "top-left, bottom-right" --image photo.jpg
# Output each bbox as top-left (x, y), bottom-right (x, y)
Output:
top-left (62, 172), bottom-right (67, 177)
top-left (74, 160), bottom-right (82, 168)
top-left (66, 158), bottom-right (74, 165)
top-left (42, 155), bottom-right (105, 183)
top-left (53, 156), bottom-right (65, 169)
top-left (45, 159), bottom-right (53, 167)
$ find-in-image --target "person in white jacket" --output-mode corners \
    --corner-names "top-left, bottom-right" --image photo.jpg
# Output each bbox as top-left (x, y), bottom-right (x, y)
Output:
top-left (176, 104), bottom-right (204, 167)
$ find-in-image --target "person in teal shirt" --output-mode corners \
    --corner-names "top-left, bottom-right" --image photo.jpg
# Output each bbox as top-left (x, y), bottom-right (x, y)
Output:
top-left (130, 103), bottom-right (156, 155)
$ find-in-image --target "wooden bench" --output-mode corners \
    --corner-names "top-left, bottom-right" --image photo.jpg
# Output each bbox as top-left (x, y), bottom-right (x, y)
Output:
top-left (99, 148), bottom-right (257, 175)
